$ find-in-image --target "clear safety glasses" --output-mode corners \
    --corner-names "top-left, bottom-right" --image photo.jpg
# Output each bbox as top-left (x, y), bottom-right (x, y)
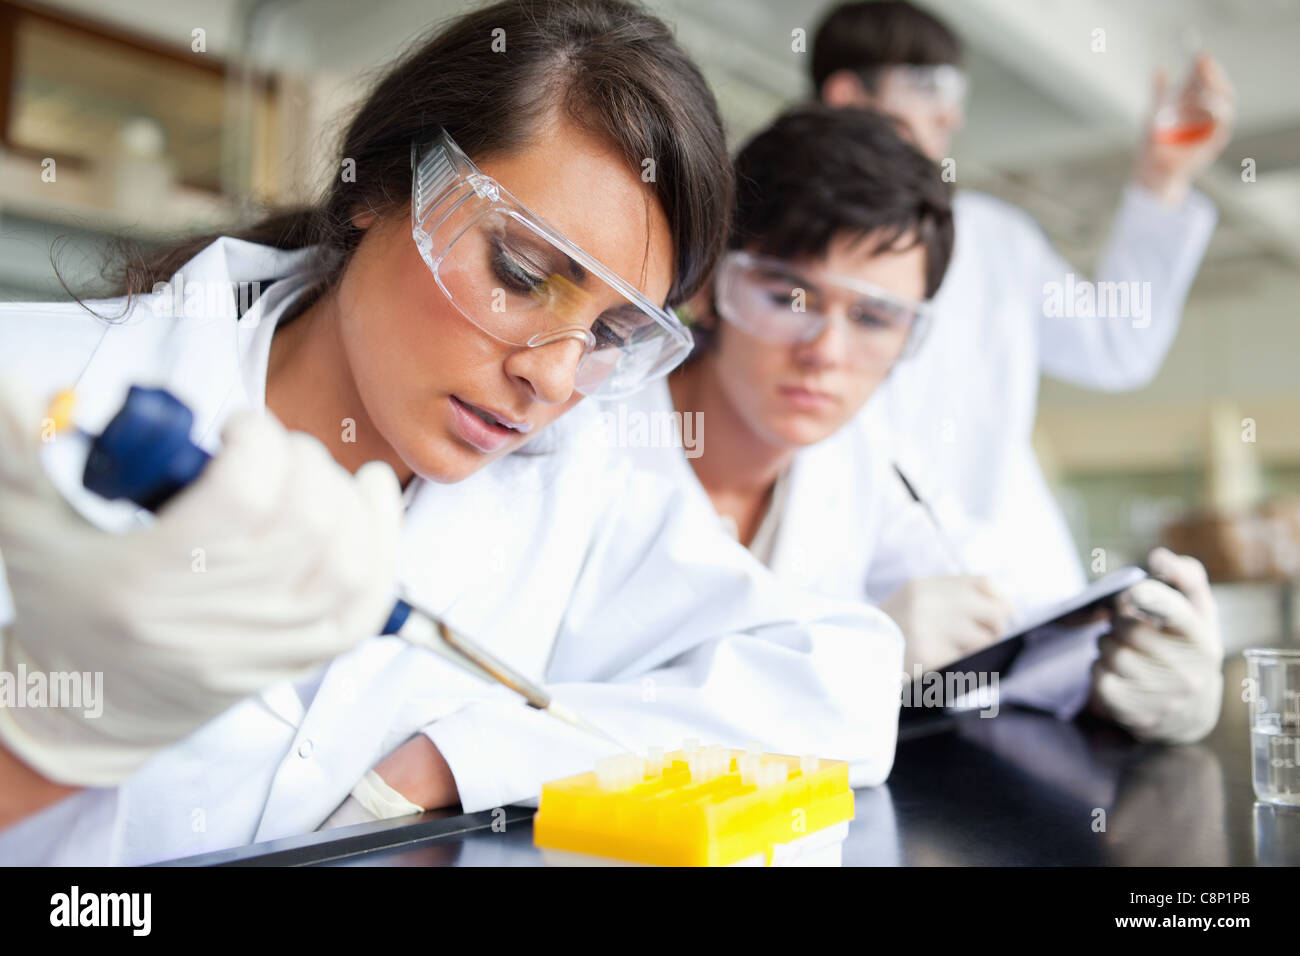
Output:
top-left (874, 64), bottom-right (969, 112)
top-left (713, 251), bottom-right (932, 365)
top-left (411, 130), bottom-right (693, 399)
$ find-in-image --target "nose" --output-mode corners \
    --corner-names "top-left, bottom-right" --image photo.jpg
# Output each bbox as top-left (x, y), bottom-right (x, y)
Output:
top-left (502, 335), bottom-right (588, 405)
top-left (792, 308), bottom-right (851, 369)
top-left (935, 102), bottom-right (964, 133)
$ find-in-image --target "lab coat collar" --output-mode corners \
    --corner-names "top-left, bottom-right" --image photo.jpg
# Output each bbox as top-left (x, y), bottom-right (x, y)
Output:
top-left (73, 237), bottom-right (317, 444)
top-left (151, 238), bottom-right (318, 446)
top-left (600, 379), bottom-right (843, 588)
top-left (49, 238), bottom-right (318, 535)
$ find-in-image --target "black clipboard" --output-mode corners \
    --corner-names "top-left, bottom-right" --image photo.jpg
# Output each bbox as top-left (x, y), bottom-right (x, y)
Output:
top-left (901, 565), bottom-right (1146, 720)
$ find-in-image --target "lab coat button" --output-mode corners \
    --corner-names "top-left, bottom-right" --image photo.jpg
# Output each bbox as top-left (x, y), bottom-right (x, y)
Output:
top-left (297, 739), bottom-right (314, 759)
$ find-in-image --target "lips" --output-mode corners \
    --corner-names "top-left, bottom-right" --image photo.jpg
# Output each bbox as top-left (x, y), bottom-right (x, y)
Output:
top-left (458, 396), bottom-right (529, 431)
top-left (448, 395), bottom-right (531, 454)
top-left (777, 385), bottom-right (836, 410)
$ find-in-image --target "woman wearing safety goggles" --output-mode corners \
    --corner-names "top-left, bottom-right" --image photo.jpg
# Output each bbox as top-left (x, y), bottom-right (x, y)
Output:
top-left (0, 0), bottom-right (909, 863)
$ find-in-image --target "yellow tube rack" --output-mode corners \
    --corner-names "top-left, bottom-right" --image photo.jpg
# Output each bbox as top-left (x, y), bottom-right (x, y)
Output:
top-left (533, 745), bottom-right (854, 866)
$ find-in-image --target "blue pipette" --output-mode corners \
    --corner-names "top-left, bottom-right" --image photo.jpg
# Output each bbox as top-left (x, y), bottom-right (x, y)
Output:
top-left (69, 385), bottom-right (629, 750)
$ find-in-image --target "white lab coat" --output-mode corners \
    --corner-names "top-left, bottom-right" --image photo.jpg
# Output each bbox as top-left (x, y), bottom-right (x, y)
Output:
top-left (598, 381), bottom-right (1100, 720)
top-left (864, 185), bottom-right (1217, 611)
top-left (598, 379), bottom-right (957, 605)
top-left (0, 237), bottom-right (903, 865)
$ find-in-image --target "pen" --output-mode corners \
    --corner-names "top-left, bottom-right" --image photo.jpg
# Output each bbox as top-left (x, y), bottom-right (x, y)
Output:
top-left (892, 461), bottom-right (969, 576)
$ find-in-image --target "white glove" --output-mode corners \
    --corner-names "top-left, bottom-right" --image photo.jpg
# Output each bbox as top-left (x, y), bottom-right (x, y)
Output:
top-left (882, 575), bottom-right (1014, 673)
top-left (0, 379), bottom-right (404, 786)
top-left (319, 770), bottom-right (425, 830)
top-left (1090, 548), bottom-right (1224, 744)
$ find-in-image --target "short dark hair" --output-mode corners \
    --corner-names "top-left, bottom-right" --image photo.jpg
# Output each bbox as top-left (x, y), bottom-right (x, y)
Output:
top-left (681, 105), bottom-right (952, 359)
top-left (729, 105), bottom-right (953, 297)
top-left (811, 0), bottom-right (963, 94)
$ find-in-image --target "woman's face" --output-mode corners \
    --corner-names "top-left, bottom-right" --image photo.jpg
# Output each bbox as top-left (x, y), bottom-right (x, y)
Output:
top-left (336, 116), bottom-right (673, 484)
top-left (705, 231), bottom-right (927, 450)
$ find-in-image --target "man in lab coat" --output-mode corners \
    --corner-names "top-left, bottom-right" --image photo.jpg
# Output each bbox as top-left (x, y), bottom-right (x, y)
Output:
top-left (812, 1), bottom-right (1232, 611)
top-left (610, 102), bottom-right (1225, 744)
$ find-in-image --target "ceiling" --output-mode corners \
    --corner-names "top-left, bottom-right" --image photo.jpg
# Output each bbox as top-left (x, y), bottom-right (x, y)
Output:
top-left (30, 0), bottom-right (1300, 272)
top-left (3, 0), bottom-right (1296, 474)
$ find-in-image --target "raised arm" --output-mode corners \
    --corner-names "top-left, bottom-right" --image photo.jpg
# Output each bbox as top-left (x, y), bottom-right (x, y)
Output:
top-left (1037, 55), bottom-right (1233, 390)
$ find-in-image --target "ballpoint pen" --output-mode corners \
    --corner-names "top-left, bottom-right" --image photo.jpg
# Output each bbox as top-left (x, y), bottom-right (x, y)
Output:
top-left (892, 460), bottom-right (969, 576)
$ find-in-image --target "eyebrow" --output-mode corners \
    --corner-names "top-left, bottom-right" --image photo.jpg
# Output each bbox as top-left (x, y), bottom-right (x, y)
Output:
top-left (511, 234), bottom-right (587, 285)
top-left (756, 263), bottom-right (818, 289)
top-left (521, 235), bottom-right (585, 284)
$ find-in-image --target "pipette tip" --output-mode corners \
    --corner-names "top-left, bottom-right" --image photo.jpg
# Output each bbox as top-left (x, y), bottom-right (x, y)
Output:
top-left (545, 700), bottom-right (635, 752)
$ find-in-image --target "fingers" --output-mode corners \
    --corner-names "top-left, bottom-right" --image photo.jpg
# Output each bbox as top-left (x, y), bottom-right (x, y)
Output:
top-left (1114, 579), bottom-right (1224, 675)
top-left (0, 376), bottom-right (45, 437)
top-left (950, 623), bottom-right (1001, 657)
top-left (889, 575), bottom-right (1017, 669)
top-left (969, 575), bottom-right (1002, 601)
top-left (965, 599), bottom-right (1007, 642)
top-left (1124, 578), bottom-right (1201, 636)
top-left (268, 437), bottom-right (405, 643)
top-left (276, 432), bottom-right (374, 595)
top-left (1185, 55), bottom-right (1235, 143)
top-left (1096, 631), bottom-right (1174, 684)
top-left (907, 617), bottom-right (997, 672)
top-left (1102, 580), bottom-right (1223, 712)
top-left (1090, 663), bottom-right (1165, 737)
top-left (1147, 547), bottom-right (1214, 619)
top-left (966, 576), bottom-right (1014, 636)
top-left (156, 409), bottom-right (289, 538)
top-left (333, 459), bottom-right (405, 638)
top-left (176, 425), bottom-right (403, 665)
top-left (1091, 649), bottom-right (1224, 744)
top-left (1192, 53), bottom-right (1236, 107)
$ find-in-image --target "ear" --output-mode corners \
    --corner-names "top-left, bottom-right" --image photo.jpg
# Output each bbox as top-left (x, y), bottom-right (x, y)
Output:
top-left (821, 69), bottom-right (873, 108)
top-left (350, 208), bottom-right (378, 230)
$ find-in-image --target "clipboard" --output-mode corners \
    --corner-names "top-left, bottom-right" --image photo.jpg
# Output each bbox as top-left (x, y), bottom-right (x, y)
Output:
top-left (900, 565), bottom-right (1146, 720)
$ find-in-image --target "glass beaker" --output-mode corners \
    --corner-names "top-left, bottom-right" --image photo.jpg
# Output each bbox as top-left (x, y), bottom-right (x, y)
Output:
top-left (1245, 648), bottom-right (1300, 806)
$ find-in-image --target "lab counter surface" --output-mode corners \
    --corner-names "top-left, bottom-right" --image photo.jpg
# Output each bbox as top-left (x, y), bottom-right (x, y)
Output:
top-left (168, 654), bottom-right (1300, 867)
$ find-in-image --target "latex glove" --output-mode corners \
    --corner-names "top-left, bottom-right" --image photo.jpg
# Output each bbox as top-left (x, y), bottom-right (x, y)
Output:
top-left (0, 378), bottom-right (404, 786)
top-left (319, 770), bottom-right (425, 830)
top-left (882, 576), bottom-right (1014, 674)
top-left (1090, 548), bottom-right (1223, 744)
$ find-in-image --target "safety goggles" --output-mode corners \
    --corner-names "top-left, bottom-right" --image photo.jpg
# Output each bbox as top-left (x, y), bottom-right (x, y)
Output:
top-left (411, 130), bottom-right (692, 400)
top-left (871, 64), bottom-right (968, 112)
top-left (713, 251), bottom-right (932, 364)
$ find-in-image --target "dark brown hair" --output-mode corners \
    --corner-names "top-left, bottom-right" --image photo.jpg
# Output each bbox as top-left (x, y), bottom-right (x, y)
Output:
top-left (94, 0), bottom-right (732, 312)
top-left (811, 0), bottom-right (963, 95)
top-left (731, 106), bottom-right (953, 296)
